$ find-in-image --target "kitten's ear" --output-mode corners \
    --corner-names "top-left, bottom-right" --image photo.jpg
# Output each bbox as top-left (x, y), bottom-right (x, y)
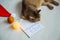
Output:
top-left (37, 10), bottom-right (41, 13)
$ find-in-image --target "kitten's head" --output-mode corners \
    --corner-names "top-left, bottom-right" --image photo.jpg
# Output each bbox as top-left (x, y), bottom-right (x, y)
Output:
top-left (28, 10), bottom-right (41, 22)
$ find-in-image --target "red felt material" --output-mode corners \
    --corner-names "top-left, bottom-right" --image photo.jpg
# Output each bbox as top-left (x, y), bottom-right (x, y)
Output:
top-left (0, 4), bottom-right (11, 17)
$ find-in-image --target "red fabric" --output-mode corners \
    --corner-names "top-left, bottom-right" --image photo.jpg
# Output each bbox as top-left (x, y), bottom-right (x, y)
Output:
top-left (0, 4), bottom-right (11, 17)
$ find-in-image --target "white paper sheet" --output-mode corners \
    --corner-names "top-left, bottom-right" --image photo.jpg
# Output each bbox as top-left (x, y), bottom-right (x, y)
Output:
top-left (18, 19), bottom-right (44, 38)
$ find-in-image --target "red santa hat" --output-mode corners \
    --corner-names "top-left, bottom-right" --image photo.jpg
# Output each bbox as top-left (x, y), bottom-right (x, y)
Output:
top-left (0, 4), bottom-right (11, 17)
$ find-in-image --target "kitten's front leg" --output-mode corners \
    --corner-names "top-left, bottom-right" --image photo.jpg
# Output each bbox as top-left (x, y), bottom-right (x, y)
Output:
top-left (43, 2), bottom-right (54, 10)
top-left (50, 0), bottom-right (59, 6)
